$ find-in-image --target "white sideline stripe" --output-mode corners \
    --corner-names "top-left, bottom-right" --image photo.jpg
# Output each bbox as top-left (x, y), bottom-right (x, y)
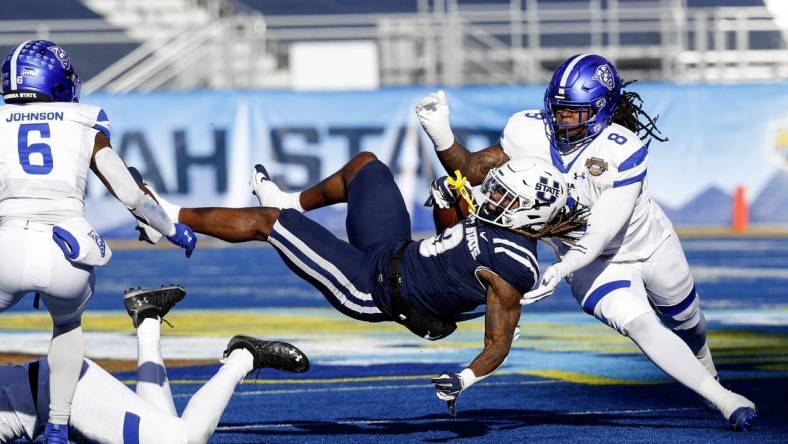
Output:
top-left (494, 247), bottom-right (538, 283)
top-left (268, 234), bottom-right (381, 315)
top-left (557, 53), bottom-right (591, 95)
top-left (275, 221), bottom-right (373, 302)
top-left (493, 238), bottom-right (539, 267)
top-left (9, 40), bottom-right (31, 91)
top-left (192, 380), bottom-right (559, 400)
top-left (214, 406), bottom-right (699, 431)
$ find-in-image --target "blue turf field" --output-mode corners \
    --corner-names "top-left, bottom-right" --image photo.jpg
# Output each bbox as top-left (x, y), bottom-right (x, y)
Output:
top-left (4, 237), bottom-right (788, 442)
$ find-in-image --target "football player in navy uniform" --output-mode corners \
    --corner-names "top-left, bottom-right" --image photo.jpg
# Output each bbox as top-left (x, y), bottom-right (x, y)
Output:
top-left (411, 54), bottom-right (756, 430)
top-left (138, 154), bottom-right (568, 412)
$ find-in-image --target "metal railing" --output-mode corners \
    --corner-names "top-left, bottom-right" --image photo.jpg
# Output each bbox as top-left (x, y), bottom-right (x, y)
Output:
top-left (1, 0), bottom-right (786, 91)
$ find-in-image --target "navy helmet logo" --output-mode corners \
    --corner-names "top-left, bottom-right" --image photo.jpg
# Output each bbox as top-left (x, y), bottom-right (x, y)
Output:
top-left (535, 176), bottom-right (560, 204)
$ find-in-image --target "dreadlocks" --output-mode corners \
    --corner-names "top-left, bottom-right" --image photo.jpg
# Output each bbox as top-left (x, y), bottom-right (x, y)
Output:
top-left (513, 204), bottom-right (591, 243)
top-left (611, 81), bottom-right (669, 143)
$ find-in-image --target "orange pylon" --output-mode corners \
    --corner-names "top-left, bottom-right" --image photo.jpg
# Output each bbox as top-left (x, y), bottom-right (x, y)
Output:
top-left (732, 185), bottom-right (748, 232)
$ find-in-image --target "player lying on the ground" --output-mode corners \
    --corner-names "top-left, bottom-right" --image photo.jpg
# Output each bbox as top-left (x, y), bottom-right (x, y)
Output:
top-left (0, 39), bottom-right (196, 443)
top-left (0, 285), bottom-right (308, 444)
top-left (135, 154), bottom-right (571, 415)
top-left (413, 53), bottom-right (756, 430)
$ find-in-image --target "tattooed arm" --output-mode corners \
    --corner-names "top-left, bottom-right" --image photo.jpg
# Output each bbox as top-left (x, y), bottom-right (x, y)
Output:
top-left (415, 90), bottom-right (510, 185)
top-left (436, 141), bottom-right (510, 186)
top-left (431, 269), bottom-right (521, 405)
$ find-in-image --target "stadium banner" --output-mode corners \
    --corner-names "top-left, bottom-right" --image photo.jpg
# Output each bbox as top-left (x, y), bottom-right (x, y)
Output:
top-left (84, 83), bottom-right (788, 238)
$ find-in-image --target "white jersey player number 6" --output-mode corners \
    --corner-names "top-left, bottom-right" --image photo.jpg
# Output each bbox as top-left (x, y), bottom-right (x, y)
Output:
top-left (18, 123), bottom-right (54, 175)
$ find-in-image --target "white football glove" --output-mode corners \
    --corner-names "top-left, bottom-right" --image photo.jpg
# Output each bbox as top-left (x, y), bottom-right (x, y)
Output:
top-left (415, 90), bottom-right (455, 151)
top-left (521, 263), bottom-right (568, 305)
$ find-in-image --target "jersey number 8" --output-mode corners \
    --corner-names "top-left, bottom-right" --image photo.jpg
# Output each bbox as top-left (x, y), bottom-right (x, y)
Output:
top-left (18, 123), bottom-right (53, 175)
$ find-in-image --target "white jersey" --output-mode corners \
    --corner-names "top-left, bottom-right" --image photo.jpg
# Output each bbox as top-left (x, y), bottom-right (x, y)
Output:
top-left (0, 102), bottom-right (110, 224)
top-left (500, 109), bottom-right (673, 261)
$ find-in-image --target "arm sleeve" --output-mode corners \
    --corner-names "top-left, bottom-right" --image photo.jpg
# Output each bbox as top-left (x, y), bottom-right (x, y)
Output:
top-left (93, 147), bottom-right (175, 237)
top-left (557, 181), bottom-right (641, 275)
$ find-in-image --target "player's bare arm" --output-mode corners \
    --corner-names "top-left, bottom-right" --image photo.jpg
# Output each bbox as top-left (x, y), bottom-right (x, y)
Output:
top-left (436, 142), bottom-right (509, 185)
top-left (468, 269), bottom-right (522, 376)
top-left (179, 206), bottom-right (279, 243)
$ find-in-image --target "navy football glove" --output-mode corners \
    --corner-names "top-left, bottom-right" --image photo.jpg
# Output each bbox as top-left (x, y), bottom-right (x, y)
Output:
top-left (425, 176), bottom-right (457, 209)
top-left (167, 223), bottom-right (196, 258)
top-left (432, 372), bottom-right (465, 401)
top-left (432, 372), bottom-right (466, 416)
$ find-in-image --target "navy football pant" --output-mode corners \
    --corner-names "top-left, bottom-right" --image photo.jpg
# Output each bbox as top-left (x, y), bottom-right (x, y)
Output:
top-left (268, 160), bottom-right (411, 322)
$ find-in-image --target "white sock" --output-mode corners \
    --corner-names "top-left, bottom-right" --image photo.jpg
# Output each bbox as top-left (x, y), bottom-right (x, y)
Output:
top-left (47, 326), bottom-right (84, 424)
top-left (180, 349), bottom-right (254, 444)
top-left (285, 192), bottom-right (304, 212)
top-left (136, 317), bottom-right (177, 415)
top-left (696, 343), bottom-right (718, 379)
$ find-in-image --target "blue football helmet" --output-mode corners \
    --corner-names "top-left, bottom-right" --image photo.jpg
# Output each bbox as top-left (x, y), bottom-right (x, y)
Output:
top-left (543, 54), bottom-right (621, 154)
top-left (1, 40), bottom-right (81, 103)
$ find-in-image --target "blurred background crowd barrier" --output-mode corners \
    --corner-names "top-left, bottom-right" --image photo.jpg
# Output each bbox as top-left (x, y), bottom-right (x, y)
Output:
top-left (2, 0), bottom-right (787, 236)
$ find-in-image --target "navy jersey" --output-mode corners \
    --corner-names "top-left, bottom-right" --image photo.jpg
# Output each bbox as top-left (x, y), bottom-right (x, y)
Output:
top-left (397, 218), bottom-right (538, 319)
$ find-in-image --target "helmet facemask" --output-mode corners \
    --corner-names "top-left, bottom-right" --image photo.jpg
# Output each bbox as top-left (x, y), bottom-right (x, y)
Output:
top-left (544, 98), bottom-right (607, 154)
top-left (474, 171), bottom-right (533, 228)
top-left (472, 165), bottom-right (564, 231)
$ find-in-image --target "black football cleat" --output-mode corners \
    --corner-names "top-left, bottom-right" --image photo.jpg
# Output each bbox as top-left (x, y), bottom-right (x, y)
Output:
top-left (223, 335), bottom-right (309, 373)
top-left (123, 285), bottom-right (186, 328)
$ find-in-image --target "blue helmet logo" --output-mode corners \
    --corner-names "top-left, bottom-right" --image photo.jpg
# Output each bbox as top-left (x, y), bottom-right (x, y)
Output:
top-left (592, 64), bottom-right (614, 90)
top-left (1, 40), bottom-right (81, 103)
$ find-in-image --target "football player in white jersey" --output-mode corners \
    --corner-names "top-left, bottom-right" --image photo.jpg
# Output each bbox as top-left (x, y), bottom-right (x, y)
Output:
top-left (0, 286), bottom-right (309, 444)
top-left (413, 54), bottom-right (756, 430)
top-left (0, 40), bottom-right (197, 443)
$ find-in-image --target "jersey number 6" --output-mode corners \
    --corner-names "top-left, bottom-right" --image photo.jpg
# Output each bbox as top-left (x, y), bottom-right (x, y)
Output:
top-left (18, 123), bottom-right (53, 175)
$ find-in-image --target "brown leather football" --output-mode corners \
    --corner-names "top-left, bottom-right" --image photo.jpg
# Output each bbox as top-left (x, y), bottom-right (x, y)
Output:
top-left (432, 190), bottom-right (470, 234)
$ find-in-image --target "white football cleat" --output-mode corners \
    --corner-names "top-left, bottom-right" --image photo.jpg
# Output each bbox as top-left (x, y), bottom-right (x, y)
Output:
top-left (250, 163), bottom-right (299, 210)
top-left (716, 389), bottom-right (756, 431)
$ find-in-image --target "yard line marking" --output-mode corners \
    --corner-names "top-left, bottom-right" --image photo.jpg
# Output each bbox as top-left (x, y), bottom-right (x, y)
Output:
top-left (214, 407), bottom-right (703, 431)
top-left (173, 379), bottom-right (559, 398)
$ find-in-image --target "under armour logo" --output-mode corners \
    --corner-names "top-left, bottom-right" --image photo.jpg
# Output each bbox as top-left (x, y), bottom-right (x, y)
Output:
top-left (574, 172), bottom-right (587, 180)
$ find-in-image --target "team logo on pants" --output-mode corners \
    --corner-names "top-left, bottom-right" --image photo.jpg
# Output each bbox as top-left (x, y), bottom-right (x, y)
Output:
top-left (585, 157), bottom-right (608, 176)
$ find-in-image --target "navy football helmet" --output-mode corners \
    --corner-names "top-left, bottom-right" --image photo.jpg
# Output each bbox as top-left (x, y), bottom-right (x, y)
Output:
top-left (543, 54), bottom-right (621, 153)
top-left (1, 40), bottom-right (81, 103)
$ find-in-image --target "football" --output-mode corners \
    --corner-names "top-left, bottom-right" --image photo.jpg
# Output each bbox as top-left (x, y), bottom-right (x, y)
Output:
top-left (432, 190), bottom-right (471, 234)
